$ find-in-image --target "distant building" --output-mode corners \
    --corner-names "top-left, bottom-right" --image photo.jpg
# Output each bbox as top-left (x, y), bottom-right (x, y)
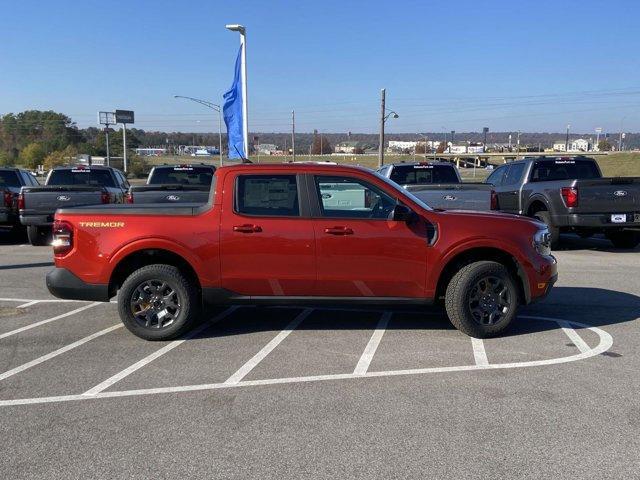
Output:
top-left (334, 141), bottom-right (369, 154)
top-left (553, 138), bottom-right (592, 152)
top-left (449, 142), bottom-right (485, 154)
top-left (388, 140), bottom-right (418, 153)
top-left (135, 147), bottom-right (168, 156)
top-left (256, 143), bottom-right (278, 155)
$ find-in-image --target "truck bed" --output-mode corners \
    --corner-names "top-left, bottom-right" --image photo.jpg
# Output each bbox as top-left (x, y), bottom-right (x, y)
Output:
top-left (128, 184), bottom-right (210, 204)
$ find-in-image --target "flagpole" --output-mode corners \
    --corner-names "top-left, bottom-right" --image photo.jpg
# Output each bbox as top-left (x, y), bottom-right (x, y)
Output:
top-left (226, 24), bottom-right (248, 159)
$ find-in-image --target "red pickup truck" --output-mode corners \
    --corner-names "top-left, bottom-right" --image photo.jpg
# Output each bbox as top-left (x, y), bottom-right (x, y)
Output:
top-left (46, 163), bottom-right (557, 340)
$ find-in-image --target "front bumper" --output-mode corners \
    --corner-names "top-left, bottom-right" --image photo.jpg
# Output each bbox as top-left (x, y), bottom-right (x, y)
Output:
top-left (46, 267), bottom-right (111, 302)
top-left (527, 254), bottom-right (557, 304)
top-left (552, 213), bottom-right (640, 229)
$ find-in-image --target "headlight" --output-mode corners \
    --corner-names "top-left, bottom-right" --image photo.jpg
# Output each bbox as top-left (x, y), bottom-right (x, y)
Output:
top-left (533, 228), bottom-right (552, 256)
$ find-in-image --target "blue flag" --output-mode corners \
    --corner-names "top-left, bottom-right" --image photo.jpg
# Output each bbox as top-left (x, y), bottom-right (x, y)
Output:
top-left (223, 45), bottom-right (245, 159)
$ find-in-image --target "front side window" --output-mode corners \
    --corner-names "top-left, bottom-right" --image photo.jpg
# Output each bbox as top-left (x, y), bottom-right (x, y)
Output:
top-left (315, 175), bottom-right (396, 219)
top-left (236, 175), bottom-right (299, 217)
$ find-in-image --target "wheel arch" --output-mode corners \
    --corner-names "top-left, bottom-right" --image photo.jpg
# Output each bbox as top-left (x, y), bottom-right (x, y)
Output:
top-left (525, 195), bottom-right (551, 217)
top-left (434, 246), bottom-right (529, 305)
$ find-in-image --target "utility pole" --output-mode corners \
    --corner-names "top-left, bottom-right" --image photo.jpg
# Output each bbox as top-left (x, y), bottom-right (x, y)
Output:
top-left (378, 88), bottom-right (386, 167)
top-left (122, 124), bottom-right (128, 173)
top-left (320, 132), bottom-right (323, 157)
top-left (291, 110), bottom-right (296, 161)
top-left (565, 124), bottom-right (570, 152)
top-left (516, 131), bottom-right (521, 159)
top-left (595, 127), bottom-right (602, 151)
top-left (105, 128), bottom-right (111, 166)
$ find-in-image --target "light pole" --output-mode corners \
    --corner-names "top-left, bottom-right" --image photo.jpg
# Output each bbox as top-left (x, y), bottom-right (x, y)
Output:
top-left (619, 116), bottom-right (627, 152)
top-left (565, 124), bottom-right (570, 152)
top-left (226, 24), bottom-right (248, 159)
top-left (174, 95), bottom-right (223, 166)
top-left (378, 88), bottom-right (399, 168)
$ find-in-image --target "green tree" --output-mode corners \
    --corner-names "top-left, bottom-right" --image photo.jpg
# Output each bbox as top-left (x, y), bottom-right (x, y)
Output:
top-left (598, 139), bottom-right (612, 151)
top-left (19, 142), bottom-right (47, 169)
top-left (310, 132), bottom-right (333, 155)
top-left (43, 144), bottom-right (78, 170)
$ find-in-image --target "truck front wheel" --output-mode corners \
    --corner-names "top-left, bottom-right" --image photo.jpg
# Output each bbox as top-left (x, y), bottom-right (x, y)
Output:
top-left (445, 261), bottom-right (519, 338)
top-left (118, 264), bottom-right (201, 341)
top-left (606, 230), bottom-right (640, 249)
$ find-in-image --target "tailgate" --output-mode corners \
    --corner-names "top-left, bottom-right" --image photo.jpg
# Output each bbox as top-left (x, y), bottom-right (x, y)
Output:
top-left (573, 178), bottom-right (640, 214)
top-left (21, 186), bottom-right (105, 215)
top-left (130, 185), bottom-right (210, 204)
top-left (407, 184), bottom-right (493, 211)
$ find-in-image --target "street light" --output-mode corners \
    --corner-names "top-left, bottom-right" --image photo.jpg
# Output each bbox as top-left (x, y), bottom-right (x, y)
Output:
top-left (378, 88), bottom-right (399, 168)
top-left (174, 95), bottom-right (223, 166)
top-left (225, 24), bottom-right (249, 159)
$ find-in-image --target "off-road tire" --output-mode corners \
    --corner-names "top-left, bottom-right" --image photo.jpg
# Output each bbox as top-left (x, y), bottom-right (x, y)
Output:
top-left (606, 230), bottom-right (640, 249)
top-left (27, 225), bottom-right (50, 246)
top-left (445, 260), bottom-right (519, 338)
top-left (118, 264), bottom-right (200, 341)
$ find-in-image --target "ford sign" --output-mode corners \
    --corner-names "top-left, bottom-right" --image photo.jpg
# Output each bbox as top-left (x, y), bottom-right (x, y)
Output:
top-left (443, 195), bottom-right (456, 201)
top-left (57, 195), bottom-right (71, 201)
top-left (166, 195), bottom-right (181, 201)
top-left (613, 190), bottom-right (628, 197)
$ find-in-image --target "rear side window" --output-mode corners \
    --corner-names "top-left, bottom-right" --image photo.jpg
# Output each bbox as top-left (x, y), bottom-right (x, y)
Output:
top-left (48, 169), bottom-right (116, 187)
top-left (389, 165), bottom-right (458, 185)
top-left (149, 166), bottom-right (215, 186)
top-left (530, 159), bottom-right (600, 182)
top-left (236, 175), bottom-right (299, 217)
top-left (503, 163), bottom-right (526, 186)
top-left (486, 166), bottom-right (507, 185)
top-left (0, 170), bottom-right (20, 188)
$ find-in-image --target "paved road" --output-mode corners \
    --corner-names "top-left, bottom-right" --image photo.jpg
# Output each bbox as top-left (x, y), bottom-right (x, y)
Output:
top-left (0, 229), bottom-right (638, 479)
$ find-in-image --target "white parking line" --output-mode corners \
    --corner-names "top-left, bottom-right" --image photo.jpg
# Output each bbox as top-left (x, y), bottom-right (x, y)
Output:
top-left (83, 307), bottom-right (239, 395)
top-left (0, 324), bottom-right (123, 382)
top-left (0, 302), bottom-right (101, 340)
top-left (471, 337), bottom-right (489, 366)
top-left (0, 316), bottom-right (615, 408)
top-left (557, 320), bottom-right (591, 353)
top-left (16, 300), bottom-right (40, 309)
top-left (353, 311), bottom-right (391, 375)
top-left (0, 297), bottom-right (86, 304)
top-left (224, 308), bottom-right (313, 385)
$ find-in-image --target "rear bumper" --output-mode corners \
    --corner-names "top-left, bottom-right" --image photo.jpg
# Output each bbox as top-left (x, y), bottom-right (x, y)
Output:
top-left (0, 209), bottom-right (18, 225)
top-left (46, 267), bottom-right (111, 302)
top-left (20, 214), bottom-right (53, 226)
top-left (552, 213), bottom-right (640, 229)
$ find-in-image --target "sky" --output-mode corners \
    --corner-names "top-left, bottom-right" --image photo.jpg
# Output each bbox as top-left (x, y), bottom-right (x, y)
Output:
top-left (1, 0), bottom-right (639, 134)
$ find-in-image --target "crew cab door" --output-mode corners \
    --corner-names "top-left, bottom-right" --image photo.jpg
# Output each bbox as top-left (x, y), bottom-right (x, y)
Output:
top-left (494, 162), bottom-right (526, 213)
top-left (219, 173), bottom-right (316, 296)
top-left (309, 174), bottom-right (429, 298)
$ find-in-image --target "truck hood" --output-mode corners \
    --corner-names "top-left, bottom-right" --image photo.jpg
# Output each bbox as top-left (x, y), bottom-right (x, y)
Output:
top-left (437, 209), bottom-right (545, 228)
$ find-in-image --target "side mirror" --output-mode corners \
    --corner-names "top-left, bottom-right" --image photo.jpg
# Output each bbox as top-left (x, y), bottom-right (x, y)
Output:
top-left (390, 204), bottom-right (415, 223)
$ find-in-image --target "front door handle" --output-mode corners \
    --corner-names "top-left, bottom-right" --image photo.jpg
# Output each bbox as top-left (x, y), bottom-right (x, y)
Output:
top-left (324, 226), bottom-right (354, 235)
top-left (233, 224), bottom-right (262, 233)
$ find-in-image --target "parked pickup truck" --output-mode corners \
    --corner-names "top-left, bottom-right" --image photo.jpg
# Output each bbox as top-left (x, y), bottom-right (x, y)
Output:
top-left (0, 167), bottom-right (40, 236)
top-left (487, 156), bottom-right (640, 248)
top-left (126, 164), bottom-right (215, 204)
top-left (377, 162), bottom-right (495, 211)
top-left (19, 165), bottom-right (129, 245)
top-left (46, 163), bottom-right (557, 341)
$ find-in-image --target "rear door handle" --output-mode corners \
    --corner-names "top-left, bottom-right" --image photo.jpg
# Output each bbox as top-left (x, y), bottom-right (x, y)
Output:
top-left (233, 224), bottom-right (262, 233)
top-left (324, 226), bottom-right (354, 235)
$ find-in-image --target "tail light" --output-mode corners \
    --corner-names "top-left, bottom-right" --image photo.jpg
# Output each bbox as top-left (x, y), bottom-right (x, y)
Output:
top-left (18, 193), bottom-right (25, 210)
top-left (125, 192), bottom-right (134, 204)
top-left (52, 220), bottom-right (73, 255)
top-left (561, 187), bottom-right (578, 208)
top-left (101, 191), bottom-right (112, 204)
top-left (3, 191), bottom-right (12, 208)
top-left (490, 190), bottom-right (499, 210)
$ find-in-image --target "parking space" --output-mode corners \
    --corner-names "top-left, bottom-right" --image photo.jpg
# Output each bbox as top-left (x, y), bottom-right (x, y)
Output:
top-left (0, 232), bottom-right (639, 478)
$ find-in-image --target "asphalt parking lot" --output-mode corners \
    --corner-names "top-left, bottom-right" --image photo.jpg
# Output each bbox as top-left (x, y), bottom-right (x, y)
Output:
top-left (1, 229), bottom-right (639, 479)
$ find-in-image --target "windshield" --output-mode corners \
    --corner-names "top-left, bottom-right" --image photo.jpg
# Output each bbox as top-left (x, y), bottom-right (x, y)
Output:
top-left (389, 164), bottom-right (459, 184)
top-left (149, 166), bottom-right (215, 186)
top-left (48, 168), bottom-right (116, 187)
top-left (374, 171), bottom-right (433, 211)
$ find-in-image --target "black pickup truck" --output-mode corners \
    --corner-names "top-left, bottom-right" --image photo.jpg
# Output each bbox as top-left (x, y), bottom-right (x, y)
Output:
top-left (0, 167), bottom-right (40, 236)
top-left (126, 164), bottom-right (215, 204)
top-left (487, 156), bottom-right (640, 248)
top-left (377, 162), bottom-right (494, 211)
top-left (19, 165), bottom-right (128, 245)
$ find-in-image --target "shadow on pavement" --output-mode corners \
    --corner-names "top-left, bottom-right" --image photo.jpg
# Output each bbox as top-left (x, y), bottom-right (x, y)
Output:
top-left (189, 286), bottom-right (640, 341)
top-left (554, 233), bottom-right (640, 253)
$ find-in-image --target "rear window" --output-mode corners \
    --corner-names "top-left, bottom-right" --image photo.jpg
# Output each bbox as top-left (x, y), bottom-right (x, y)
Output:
top-left (149, 166), bottom-right (215, 186)
top-left (389, 165), bottom-right (459, 185)
top-left (530, 159), bottom-right (600, 182)
top-left (0, 170), bottom-right (20, 188)
top-left (47, 169), bottom-right (116, 187)
top-left (236, 175), bottom-right (299, 217)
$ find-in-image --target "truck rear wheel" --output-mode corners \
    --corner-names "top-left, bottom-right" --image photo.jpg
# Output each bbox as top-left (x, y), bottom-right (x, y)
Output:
top-left (27, 226), bottom-right (50, 246)
top-left (445, 261), bottom-right (519, 338)
top-left (606, 230), bottom-right (640, 249)
top-left (533, 211), bottom-right (559, 248)
top-left (118, 264), bottom-right (201, 341)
